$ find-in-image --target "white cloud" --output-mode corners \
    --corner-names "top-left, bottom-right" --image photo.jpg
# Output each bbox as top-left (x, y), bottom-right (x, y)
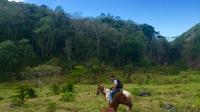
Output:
top-left (8, 0), bottom-right (25, 2)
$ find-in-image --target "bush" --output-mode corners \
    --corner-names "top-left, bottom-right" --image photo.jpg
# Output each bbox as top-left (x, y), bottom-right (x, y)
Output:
top-left (46, 57), bottom-right (61, 66)
top-left (50, 84), bottom-right (60, 95)
top-left (174, 60), bottom-right (188, 71)
top-left (60, 92), bottom-right (75, 102)
top-left (132, 85), bottom-right (144, 96)
top-left (71, 65), bottom-right (87, 77)
top-left (11, 86), bottom-right (37, 106)
top-left (21, 64), bottom-right (62, 78)
top-left (26, 88), bottom-right (37, 98)
top-left (71, 65), bottom-right (87, 82)
top-left (159, 66), bottom-right (180, 75)
top-left (60, 83), bottom-right (75, 102)
top-left (62, 83), bottom-right (74, 93)
top-left (138, 58), bottom-right (152, 67)
top-left (131, 85), bottom-right (149, 96)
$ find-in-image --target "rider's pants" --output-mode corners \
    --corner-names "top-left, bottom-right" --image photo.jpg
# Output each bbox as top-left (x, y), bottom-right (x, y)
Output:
top-left (108, 88), bottom-right (120, 103)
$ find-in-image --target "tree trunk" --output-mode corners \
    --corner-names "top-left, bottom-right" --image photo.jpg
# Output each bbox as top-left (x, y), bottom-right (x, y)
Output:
top-left (65, 40), bottom-right (72, 72)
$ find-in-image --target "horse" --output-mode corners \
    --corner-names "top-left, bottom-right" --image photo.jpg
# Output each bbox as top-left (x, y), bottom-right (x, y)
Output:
top-left (97, 84), bottom-right (132, 112)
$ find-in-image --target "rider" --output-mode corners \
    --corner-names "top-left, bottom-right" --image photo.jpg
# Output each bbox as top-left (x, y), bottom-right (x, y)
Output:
top-left (108, 75), bottom-right (123, 104)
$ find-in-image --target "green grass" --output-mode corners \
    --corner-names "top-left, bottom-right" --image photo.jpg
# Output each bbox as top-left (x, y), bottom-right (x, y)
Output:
top-left (0, 70), bottom-right (200, 112)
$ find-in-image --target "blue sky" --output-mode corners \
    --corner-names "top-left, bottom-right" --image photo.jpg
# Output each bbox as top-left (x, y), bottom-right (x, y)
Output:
top-left (10, 0), bottom-right (200, 40)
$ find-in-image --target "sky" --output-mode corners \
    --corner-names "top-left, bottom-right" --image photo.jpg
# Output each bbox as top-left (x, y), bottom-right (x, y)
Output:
top-left (9, 0), bottom-right (200, 41)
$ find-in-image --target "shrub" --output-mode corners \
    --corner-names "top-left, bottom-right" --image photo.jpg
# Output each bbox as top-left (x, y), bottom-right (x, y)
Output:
top-left (26, 88), bottom-right (37, 98)
top-left (71, 65), bottom-right (87, 77)
top-left (132, 85), bottom-right (144, 96)
top-left (60, 92), bottom-right (75, 102)
top-left (131, 85), bottom-right (149, 96)
top-left (174, 60), bottom-right (188, 71)
top-left (62, 83), bottom-right (74, 93)
top-left (11, 86), bottom-right (37, 106)
top-left (50, 84), bottom-right (60, 95)
top-left (46, 57), bottom-right (61, 66)
top-left (159, 66), bottom-right (180, 75)
top-left (71, 65), bottom-right (87, 82)
top-left (138, 58), bottom-right (152, 67)
top-left (11, 86), bottom-right (28, 106)
top-left (21, 64), bottom-right (61, 78)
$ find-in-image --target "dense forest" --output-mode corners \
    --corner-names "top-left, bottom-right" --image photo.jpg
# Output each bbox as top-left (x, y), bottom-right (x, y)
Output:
top-left (0, 0), bottom-right (199, 81)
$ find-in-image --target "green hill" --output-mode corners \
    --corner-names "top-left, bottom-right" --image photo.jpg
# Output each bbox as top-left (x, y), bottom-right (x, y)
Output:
top-left (173, 23), bottom-right (200, 68)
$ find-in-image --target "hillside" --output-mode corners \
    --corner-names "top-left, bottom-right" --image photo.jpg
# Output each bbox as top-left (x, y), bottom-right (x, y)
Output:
top-left (0, 0), bottom-right (199, 81)
top-left (174, 23), bottom-right (200, 68)
top-left (0, 0), bottom-right (175, 81)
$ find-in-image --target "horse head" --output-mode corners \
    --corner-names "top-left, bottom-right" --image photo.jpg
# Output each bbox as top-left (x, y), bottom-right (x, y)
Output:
top-left (96, 84), bottom-right (105, 95)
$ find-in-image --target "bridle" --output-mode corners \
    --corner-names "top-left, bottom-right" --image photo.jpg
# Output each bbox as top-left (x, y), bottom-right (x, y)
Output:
top-left (97, 85), bottom-right (109, 96)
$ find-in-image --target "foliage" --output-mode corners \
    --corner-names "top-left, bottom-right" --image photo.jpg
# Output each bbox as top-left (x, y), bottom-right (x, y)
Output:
top-left (174, 60), bottom-right (188, 71)
top-left (91, 65), bottom-right (101, 74)
top-left (46, 57), bottom-right (62, 66)
top-left (174, 24), bottom-right (200, 68)
top-left (62, 83), bottom-right (74, 93)
top-left (160, 66), bottom-right (180, 75)
top-left (60, 92), bottom-right (75, 102)
top-left (71, 65), bottom-right (87, 82)
top-left (11, 86), bottom-right (37, 106)
top-left (138, 58), bottom-right (152, 67)
top-left (1, 0), bottom-right (200, 82)
top-left (26, 88), bottom-right (37, 98)
top-left (123, 64), bottom-right (134, 74)
top-left (131, 85), bottom-right (147, 96)
top-left (21, 65), bottom-right (61, 78)
top-left (50, 84), bottom-right (61, 95)
top-left (60, 83), bottom-right (75, 102)
top-left (0, 40), bottom-right (36, 81)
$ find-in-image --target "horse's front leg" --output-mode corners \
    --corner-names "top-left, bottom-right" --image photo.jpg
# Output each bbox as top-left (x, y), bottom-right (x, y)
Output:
top-left (126, 106), bottom-right (131, 112)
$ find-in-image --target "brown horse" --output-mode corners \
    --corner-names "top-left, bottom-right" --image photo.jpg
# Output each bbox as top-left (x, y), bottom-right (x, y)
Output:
top-left (97, 84), bottom-right (132, 112)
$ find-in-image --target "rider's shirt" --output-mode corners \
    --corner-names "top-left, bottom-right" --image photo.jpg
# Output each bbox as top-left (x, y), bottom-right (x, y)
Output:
top-left (113, 79), bottom-right (123, 89)
top-left (114, 79), bottom-right (118, 85)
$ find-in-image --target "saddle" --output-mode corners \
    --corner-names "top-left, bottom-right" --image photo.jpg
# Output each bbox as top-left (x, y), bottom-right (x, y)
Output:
top-left (112, 90), bottom-right (123, 99)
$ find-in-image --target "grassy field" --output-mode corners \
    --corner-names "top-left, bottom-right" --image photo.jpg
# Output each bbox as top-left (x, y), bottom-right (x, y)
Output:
top-left (0, 70), bottom-right (200, 112)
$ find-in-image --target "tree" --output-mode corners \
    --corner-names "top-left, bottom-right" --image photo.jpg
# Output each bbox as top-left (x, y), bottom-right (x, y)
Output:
top-left (34, 15), bottom-right (55, 57)
top-left (17, 39), bottom-right (36, 71)
top-left (0, 40), bottom-right (18, 80)
top-left (119, 37), bottom-right (143, 66)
